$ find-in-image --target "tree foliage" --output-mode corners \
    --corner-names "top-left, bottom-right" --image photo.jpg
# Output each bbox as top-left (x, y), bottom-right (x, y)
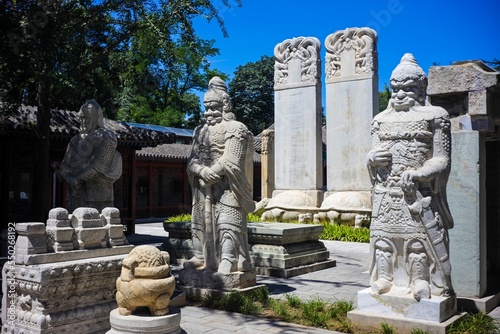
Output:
top-left (228, 55), bottom-right (274, 135)
top-left (379, 84), bottom-right (391, 112)
top-left (0, 0), bottom-right (241, 219)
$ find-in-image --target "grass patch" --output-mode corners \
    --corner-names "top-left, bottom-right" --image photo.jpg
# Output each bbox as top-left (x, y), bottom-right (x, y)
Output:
top-left (319, 222), bottom-right (370, 243)
top-left (195, 289), bottom-right (355, 332)
top-left (448, 312), bottom-right (500, 334)
top-left (194, 290), bottom-right (500, 333)
top-left (165, 214), bottom-right (370, 243)
top-left (165, 213), bottom-right (262, 223)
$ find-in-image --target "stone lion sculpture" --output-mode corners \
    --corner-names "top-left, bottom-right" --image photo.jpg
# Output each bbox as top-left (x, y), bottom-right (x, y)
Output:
top-left (116, 245), bottom-right (175, 316)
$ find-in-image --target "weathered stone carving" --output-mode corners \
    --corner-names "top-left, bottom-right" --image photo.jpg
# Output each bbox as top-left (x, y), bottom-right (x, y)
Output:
top-left (274, 37), bottom-right (321, 89)
top-left (59, 99), bottom-right (122, 212)
top-left (181, 77), bottom-right (256, 289)
top-left (314, 192), bottom-right (371, 227)
top-left (367, 53), bottom-right (454, 301)
top-left (2, 209), bottom-right (132, 334)
top-left (116, 245), bottom-right (175, 316)
top-left (325, 27), bottom-right (377, 79)
top-left (261, 190), bottom-right (317, 222)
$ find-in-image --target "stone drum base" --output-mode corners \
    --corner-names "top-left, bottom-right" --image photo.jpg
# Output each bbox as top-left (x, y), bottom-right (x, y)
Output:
top-left (107, 308), bottom-right (181, 334)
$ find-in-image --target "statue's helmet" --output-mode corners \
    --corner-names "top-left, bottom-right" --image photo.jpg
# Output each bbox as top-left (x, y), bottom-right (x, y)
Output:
top-left (80, 99), bottom-right (104, 128)
top-left (203, 76), bottom-right (233, 119)
top-left (390, 53), bottom-right (427, 88)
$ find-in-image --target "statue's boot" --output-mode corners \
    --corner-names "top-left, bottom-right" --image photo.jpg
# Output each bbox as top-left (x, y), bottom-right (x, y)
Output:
top-left (408, 243), bottom-right (431, 301)
top-left (238, 255), bottom-right (252, 272)
top-left (372, 240), bottom-right (393, 294)
top-left (183, 252), bottom-right (205, 269)
top-left (218, 256), bottom-right (237, 274)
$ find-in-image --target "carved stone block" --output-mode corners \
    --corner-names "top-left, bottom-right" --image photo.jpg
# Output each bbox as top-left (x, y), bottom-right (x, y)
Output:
top-left (15, 223), bottom-right (47, 256)
top-left (71, 207), bottom-right (107, 249)
top-left (46, 208), bottom-right (76, 252)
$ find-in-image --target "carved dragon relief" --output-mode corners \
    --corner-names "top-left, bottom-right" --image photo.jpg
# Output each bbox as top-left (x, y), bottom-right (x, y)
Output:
top-left (274, 37), bottom-right (321, 88)
top-left (325, 27), bottom-right (378, 80)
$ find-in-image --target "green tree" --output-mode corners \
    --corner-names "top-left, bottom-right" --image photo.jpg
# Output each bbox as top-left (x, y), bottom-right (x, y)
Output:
top-left (228, 55), bottom-right (274, 135)
top-left (0, 0), bottom-right (241, 220)
top-left (379, 84), bottom-right (391, 112)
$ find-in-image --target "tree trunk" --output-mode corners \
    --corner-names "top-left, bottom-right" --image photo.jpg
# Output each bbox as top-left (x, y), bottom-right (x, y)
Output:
top-left (30, 77), bottom-right (51, 221)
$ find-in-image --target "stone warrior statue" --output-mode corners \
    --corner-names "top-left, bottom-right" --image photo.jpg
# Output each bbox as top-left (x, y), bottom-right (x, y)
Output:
top-left (186, 76), bottom-right (255, 275)
top-left (59, 100), bottom-right (122, 212)
top-left (367, 54), bottom-right (454, 301)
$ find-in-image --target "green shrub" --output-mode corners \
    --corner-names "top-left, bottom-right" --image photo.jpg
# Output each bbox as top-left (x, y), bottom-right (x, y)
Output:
top-left (247, 213), bottom-right (262, 222)
top-left (165, 213), bottom-right (262, 223)
top-left (285, 294), bottom-right (302, 308)
top-left (201, 291), bottom-right (261, 316)
top-left (165, 213), bottom-right (192, 222)
top-left (301, 297), bottom-right (329, 327)
top-left (379, 321), bottom-right (395, 334)
top-left (247, 286), bottom-right (269, 303)
top-left (320, 223), bottom-right (370, 243)
top-left (327, 300), bottom-right (354, 319)
top-left (448, 312), bottom-right (500, 334)
top-left (268, 298), bottom-right (293, 322)
top-left (410, 329), bottom-right (429, 334)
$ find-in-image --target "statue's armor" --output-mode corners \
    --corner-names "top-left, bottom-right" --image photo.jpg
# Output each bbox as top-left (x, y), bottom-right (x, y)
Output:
top-left (197, 121), bottom-right (249, 208)
top-left (369, 111), bottom-right (453, 296)
top-left (371, 118), bottom-right (433, 239)
top-left (188, 119), bottom-right (253, 273)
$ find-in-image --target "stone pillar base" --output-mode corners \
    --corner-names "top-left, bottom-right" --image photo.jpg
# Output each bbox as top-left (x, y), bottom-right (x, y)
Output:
top-left (347, 288), bottom-right (462, 333)
top-left (356, 288), bottom-right (457, 322)
top-left (107, 308), bottom-right (181, 334)
top-left (348, 309), bottom-right (465, 334)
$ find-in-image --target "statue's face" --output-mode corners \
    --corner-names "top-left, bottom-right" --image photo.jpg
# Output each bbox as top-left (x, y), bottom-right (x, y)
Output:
top-left (203, 100), bottom-right (223, 126)
top-left (80, 103), bottom-right (99, 134)
top-left (390, 79), bottom-right (423, 112)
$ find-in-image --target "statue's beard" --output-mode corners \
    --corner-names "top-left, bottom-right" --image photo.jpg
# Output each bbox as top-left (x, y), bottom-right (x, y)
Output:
top-left (391, 98), bottom-right (416, 112)
top-left (206, 117), bottom-right (222, 126)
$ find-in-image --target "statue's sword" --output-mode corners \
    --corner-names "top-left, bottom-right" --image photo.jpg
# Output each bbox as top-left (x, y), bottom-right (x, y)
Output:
top-left (203, 184), bottom-right (218, 271)
top-left (405, 183), bottom-right (452, 288)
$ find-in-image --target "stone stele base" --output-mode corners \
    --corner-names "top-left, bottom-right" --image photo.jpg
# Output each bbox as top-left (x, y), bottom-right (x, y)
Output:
top-left (107, 307), bottom-right (181, 334)
top-left (347, 288), bottom-right (461, 334)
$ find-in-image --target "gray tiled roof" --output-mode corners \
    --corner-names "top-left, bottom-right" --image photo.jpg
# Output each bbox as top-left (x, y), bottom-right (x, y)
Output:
top-left (138, 143), bottom-right (262, 163)
top-left (0, 104), bottom-right (174, 147)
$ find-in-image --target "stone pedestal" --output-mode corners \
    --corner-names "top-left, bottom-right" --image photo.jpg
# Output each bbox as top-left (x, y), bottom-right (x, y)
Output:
top-left (163, 222), bottom-right (336, 278)
top-left (107, 308), bottom-right (181, 334)
top-left (348, 288), bottom-right (460, 334)
top-left (2, 208), bottom-right (133, 334)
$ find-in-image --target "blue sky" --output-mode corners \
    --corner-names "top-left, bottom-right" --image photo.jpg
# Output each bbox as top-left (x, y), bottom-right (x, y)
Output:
top-left (195, 0), bottom-right (500, 90)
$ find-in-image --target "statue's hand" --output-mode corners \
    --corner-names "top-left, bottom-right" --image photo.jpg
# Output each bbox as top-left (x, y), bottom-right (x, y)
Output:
top-left (199, 167), bottom-right (220, 186)
top-left (368, 147), bottom-right (392, 167)
top-left (401, 170), bottom-right (419, 192)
